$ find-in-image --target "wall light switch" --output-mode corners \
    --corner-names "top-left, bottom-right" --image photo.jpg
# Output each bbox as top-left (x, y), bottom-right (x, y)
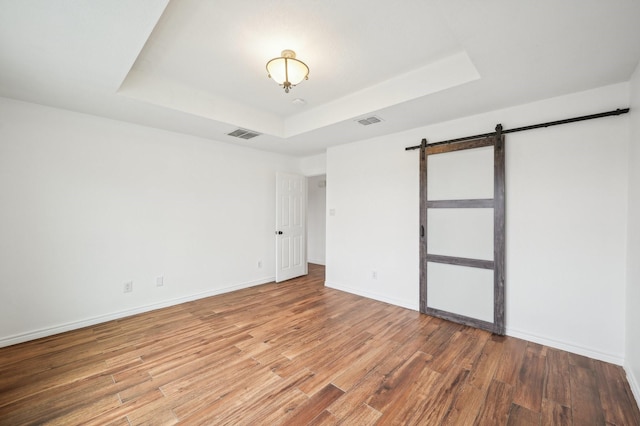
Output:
top-left (156, 276), bottom-right (164, 287)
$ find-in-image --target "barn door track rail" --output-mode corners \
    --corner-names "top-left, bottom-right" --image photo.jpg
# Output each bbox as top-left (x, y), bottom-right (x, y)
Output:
top-left (405, 108), bottom-right (629, 151)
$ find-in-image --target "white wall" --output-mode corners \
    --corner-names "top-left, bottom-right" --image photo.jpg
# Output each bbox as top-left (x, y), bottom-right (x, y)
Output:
top-left (0, 97), bottom-right (298, 347)
top-left (326, 83), bottom-right (630, 364)
top-left (326, 137), bottom-right (419, 310)
top-left (299, 153), bottom-right (327, 176)
top-left (307, 175), bottom-right (327, 265)
top-left (626, 63), bottom-right (640, 402)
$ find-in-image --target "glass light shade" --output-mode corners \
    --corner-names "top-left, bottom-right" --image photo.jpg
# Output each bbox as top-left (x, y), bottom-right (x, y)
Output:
top-left (266, 50), bottom-right (309, 92)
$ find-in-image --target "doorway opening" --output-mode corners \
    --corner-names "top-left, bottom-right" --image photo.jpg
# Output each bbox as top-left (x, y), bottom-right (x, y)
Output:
top-left (307, 174), bottom-right (326, 266)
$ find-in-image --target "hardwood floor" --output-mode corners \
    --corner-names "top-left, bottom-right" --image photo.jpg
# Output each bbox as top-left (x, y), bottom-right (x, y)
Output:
top-left (0, 264), bottom-right (638, 425)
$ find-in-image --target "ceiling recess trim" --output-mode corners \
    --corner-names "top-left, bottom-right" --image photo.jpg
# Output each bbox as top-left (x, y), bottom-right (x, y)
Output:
top-left (284, 51), bottom-right (480, 138)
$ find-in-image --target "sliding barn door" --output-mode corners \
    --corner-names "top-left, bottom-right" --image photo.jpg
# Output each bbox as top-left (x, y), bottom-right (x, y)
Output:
top-left (419, 128), bottom-right (505, 334)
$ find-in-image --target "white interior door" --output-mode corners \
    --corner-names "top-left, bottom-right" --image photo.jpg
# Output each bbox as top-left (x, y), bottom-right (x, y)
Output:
top-left (276, 172), bottom-right (307, 282)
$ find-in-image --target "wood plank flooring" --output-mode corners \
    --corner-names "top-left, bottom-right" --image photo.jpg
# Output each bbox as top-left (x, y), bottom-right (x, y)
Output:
top-left (0, 264), bottom-right (638, 425)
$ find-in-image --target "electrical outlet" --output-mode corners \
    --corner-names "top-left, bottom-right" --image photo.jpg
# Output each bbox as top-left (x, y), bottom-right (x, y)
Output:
top-left (124, 281), bottom-right (133, 293)
top-left (372, 271), bottom-right (377, 280)
top-left (156, 276), bottom-right (164, 287)
top-left (257, 260), bottom-right (262, 268)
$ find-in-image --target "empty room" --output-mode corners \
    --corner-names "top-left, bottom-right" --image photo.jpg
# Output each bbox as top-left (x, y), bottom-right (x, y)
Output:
top-left (1, 0), bottom-right (640, 424)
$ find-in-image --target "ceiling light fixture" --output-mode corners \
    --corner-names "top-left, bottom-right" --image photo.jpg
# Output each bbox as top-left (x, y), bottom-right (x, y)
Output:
top-left (266, 50), bottom-right (309, 93)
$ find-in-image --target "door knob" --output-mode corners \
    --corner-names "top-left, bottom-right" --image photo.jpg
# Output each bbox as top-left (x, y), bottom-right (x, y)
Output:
top-left (276, 231), bottom-right (283, 235)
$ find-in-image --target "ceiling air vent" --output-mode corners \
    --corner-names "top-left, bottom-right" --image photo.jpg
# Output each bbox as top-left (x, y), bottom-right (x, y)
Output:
top-left (356, 116), bottom-right (383, 126)
top-left (227, 128), bottom-right (261, 139)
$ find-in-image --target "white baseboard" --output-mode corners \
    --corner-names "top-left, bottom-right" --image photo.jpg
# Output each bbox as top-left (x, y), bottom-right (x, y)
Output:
top-left (0, 276), bottom-right (275, 348)
top-left (308, 258), bottom-right (325, 265)
top-left (325, 281), bottom-right (625, 366)
top-left (625, 363), bottom-right (640, 409)
top-left (506, 327), bottom-right (624, 365)
top-left (324, 280), bottom-right (419, 311)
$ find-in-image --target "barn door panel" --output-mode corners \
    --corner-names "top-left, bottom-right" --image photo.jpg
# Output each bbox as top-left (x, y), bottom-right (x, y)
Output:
top-left (419, 127), bottom-right (505, 334)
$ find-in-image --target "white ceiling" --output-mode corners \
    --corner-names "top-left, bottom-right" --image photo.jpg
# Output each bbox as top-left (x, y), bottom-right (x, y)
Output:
top-left (1, 0), bottom-right (640, 156)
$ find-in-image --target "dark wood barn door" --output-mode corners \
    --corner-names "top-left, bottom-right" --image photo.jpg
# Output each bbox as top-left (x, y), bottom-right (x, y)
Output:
top-left (419, 127), bottom-right (505, 334)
